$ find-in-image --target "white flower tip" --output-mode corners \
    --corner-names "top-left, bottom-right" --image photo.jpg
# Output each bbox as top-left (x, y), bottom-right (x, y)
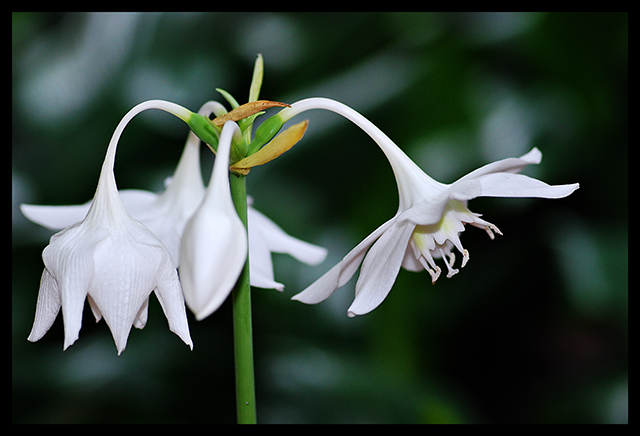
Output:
top-left (521, 147), bottom-right (542, 164)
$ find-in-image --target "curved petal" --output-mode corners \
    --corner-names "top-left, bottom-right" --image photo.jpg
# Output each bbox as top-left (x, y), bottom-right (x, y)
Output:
top-left (247, 222), bottom-right (285, 291)
top-left (348, 220), bottom-right (415, 317)
top-left (27, 268), bottom-right (61, 343)
top-left (292, 216), bottom-right (397, 305)
top-left (20, 189), bottom-right (158, 231)
top-left (20, 203), bottom-right (91, 231)
top-left (153, 255), bottom-right (193, 350)
top-left (455, 147), bottom-right (542, 183)
top-left (469, 173), bottom-right (580, 198)
top-left (248, 207), bottom-right (327, 266)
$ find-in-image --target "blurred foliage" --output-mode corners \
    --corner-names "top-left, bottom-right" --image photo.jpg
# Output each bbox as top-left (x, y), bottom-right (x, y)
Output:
top-left (12, 12), bottom-right (627, 424)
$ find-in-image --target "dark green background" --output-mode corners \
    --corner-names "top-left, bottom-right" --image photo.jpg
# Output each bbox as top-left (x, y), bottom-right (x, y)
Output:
top-left (12, 12), bottom-right (627, 424)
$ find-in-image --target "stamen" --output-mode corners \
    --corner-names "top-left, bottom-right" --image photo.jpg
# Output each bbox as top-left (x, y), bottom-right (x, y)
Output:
top-left (418, 254), bottom-right (441, 284)
top-left (440, 248), bottom-right (459, 278)
top-left (461, 249), bottom-right (469, 268)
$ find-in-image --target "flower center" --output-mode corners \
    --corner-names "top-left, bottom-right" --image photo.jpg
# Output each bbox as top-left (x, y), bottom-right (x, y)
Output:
top-left (409, 200), bottom-right (502, 283)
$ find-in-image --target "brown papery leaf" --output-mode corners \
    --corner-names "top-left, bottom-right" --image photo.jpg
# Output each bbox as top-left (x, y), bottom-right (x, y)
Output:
top-left (212, 100), bottom-right (290, 127)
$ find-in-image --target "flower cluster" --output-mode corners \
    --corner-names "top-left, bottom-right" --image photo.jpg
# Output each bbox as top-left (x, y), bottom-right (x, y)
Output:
top-left (22, 58), bottom-right (326, 353)
top-left (22, 57), bottom-right (579, 355)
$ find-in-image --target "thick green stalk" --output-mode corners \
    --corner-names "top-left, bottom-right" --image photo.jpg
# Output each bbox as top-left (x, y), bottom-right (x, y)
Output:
top-left (229, 173), bottom-right (257, 424)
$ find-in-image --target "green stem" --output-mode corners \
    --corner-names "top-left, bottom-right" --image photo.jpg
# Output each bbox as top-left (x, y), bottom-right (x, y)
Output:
top-left (229, 173), bottom-right (257, 424)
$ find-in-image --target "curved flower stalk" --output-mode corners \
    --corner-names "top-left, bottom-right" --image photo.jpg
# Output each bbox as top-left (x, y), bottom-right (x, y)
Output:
top-left (276, 98), bottom-right (580, 317)
top-left (27, 100), bottom-right (194, 354)
top-left (21, 100), bottom-right (225, 266)
top-left (179, 121), bottom-right (247, 320)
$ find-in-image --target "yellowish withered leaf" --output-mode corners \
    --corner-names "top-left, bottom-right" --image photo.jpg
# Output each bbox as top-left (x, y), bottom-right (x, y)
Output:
top-left (212, 100), bottom-right (289, 127)
top-left (230, 120), bottom-right (309, 175)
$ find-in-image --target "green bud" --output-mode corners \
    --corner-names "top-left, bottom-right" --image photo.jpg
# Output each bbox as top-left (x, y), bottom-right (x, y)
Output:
top-left (186, 112), bottom-right (220, 152)
top-left (247, 114), bottom-right (285, 155)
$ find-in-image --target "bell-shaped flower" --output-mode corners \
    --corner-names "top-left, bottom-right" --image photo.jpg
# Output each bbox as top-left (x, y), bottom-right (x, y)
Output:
top-left (281, 98), bottom-right (579, 317)
top-left (27, 100), bottom-right (194, 354)
top-left (179, 121), bottom-right (248, 320)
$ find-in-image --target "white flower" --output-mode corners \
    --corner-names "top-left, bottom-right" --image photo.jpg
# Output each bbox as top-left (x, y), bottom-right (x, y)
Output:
top-left (27, 100), bottom-right (194, 354)
top-left (179, 121), bottom-right (248, 320)
top-left (282, 98), bottom-right (579, 317)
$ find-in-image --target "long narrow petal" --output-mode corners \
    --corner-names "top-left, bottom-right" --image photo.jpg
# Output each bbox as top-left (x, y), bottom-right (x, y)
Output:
top-left (153, 255), bottom-right (193, 349)
top-left (248, 207), bottom-right (327, 265)
top-left (20, 190), bottom-right (161, 231)
top-left (455, 147), bottom-right (542, 183)
top-left (27, 268), bottom-right (61, 342)
top-left (247, 223), bottom-right (285, 291)
top-left (470, 173), bottom-right (580, 198)
top-left (292, 217), bottom-right (396, 305)
top-left (20, 203), bottom-right (91, 231)
top-left (348, 220), bottom-right (415, 317)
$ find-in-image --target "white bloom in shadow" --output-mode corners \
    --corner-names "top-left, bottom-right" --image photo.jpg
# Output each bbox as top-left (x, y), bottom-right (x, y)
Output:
top-left (283, 98), bottom-right (579, 317)
top-left (27, 100), bottom-right (194, 354)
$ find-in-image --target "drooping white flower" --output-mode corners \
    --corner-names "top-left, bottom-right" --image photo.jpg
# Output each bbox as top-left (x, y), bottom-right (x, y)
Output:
top-left (27, 100), bottom-right (194, 354)
top-left (179, 121), bottom-right (248, 320)
top-left (281, 98), bottom-right (579, 317)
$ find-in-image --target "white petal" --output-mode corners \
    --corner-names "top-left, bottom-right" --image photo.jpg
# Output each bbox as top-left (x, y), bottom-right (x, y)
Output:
top-left (116, 189), bottom-right (162, 218)
top-left (472, 173), bottom-right (580, 198)
top-left (247, 222), bottom-right (285, 291)
top-left (88, 226), bottom-right (171, 354)
top-left (292, 216), bottom-right (396, 305)
top-left (248, 207), bottom-right (327, 265)
top-left (41, 224), bottom-right (106, 350)
top-left (27, 268), bottom-right (61, 343)
top-left (455, 147), bottom-right (542, 183)
top-left (348, 220), bottom-right (415, 317)
top-left (20, 203), bottom-right (91, 230)
top-left (152, 256), bottom-right (193, 349)
top-left (20, 190), bottom-right (159, 231)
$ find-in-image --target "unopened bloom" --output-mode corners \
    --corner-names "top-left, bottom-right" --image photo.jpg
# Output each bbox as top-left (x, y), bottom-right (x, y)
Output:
top-left (27, 100), bottom-right (194, 354)
top-left (282, 98), bottom-right (579, 317)
top-left (179, 121), bottom-right (247, 320)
